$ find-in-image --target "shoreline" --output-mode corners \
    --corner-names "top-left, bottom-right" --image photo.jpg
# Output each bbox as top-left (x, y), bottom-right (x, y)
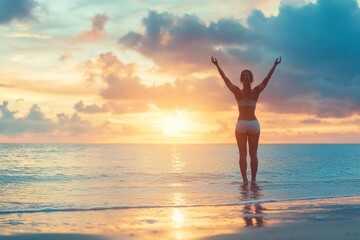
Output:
top-left (0, 196), bottom-right (359, 239)
top-left (0, 194), bottom-right (355, 215)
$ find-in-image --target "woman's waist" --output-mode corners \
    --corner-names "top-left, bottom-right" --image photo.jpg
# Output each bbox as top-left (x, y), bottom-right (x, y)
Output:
top-left (237, 115), bottom-right (257, 121)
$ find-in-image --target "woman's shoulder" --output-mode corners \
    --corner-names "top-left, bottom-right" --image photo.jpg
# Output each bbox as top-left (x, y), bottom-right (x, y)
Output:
top-left (250, 89), bottom-right (260, 101)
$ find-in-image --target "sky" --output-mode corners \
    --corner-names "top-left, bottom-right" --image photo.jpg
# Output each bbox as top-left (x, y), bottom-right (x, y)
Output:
top-left (0, 0), bottom-right (359, 143)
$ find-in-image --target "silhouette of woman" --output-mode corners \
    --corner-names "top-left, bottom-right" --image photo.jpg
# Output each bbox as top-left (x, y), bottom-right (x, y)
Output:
top-left (211, 56), bottom-right (281, 184)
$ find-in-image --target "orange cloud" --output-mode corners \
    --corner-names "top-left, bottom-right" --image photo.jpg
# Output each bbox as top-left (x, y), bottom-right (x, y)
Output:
top-left (75, 14), bottom-right (108, 42)
top-left (74, 101), bottom-right (110, 114)
top-left (82, 52), bottom-right (234, 114)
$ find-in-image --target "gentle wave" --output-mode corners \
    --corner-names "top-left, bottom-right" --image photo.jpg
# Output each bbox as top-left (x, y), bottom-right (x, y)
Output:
top-left (1, 194), bottom-right (357, 215)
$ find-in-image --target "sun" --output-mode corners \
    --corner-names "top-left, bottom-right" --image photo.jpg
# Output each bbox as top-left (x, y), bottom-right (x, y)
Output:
top-left (161, 115), bottom-right (187, 136)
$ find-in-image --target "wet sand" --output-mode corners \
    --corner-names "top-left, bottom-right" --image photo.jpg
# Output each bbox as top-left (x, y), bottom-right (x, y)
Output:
top-left (0, 196), bottom-right (359, 240)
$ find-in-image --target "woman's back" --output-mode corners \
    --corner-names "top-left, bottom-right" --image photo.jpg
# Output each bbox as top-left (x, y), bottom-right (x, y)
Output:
top-left (236, 90), bottom-right (258, 121)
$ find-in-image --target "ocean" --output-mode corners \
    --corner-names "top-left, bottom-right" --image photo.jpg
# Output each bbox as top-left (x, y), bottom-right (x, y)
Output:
top-left (1, 143), bottom-right (359, 216)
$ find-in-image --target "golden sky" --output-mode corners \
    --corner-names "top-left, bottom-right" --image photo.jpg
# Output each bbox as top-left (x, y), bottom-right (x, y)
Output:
top-left (0, 0), bottom-right (359, 143)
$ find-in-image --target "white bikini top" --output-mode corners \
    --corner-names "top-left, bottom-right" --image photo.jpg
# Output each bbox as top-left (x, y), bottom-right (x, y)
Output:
top-left (237, 99), bottom-right (257, 107)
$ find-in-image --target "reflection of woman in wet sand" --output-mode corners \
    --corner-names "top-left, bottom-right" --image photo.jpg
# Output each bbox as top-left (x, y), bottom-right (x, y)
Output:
top-left (240, 182), bottom-right (264, 227)
top-left (211, 56), bottom-right (281, 183)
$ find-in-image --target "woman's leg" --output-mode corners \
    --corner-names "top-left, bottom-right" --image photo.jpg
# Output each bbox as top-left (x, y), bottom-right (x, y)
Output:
top-left (248, 132), bottom-right (260, 182)
top-left (235, 131), bottom-right (248, 184)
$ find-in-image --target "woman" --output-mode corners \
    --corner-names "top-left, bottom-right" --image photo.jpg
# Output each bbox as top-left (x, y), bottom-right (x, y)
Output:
top-left (211, 56), bottom-right (281, 184)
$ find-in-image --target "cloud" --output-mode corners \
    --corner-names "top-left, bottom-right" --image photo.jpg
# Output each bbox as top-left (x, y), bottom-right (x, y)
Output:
top-left (0, 101), bottom-right (107, 136)
top-left (247, 0), bottom-right (360, 117)
top-left (85, 52), bottom-right (234, 113)
top-left (75, 14), bottom-right (109, 42)
top-left (300, 118), bottom-right (322, 124)
top-left (58, 53), bottom-right (71, 61)
top-left (119, 1), bottom-right (360, 118)
top-left (106, 101), bottom-right (150, 114)
top-left (5, 33), bottom-right (51, 39)
top-left (0, 0), bottom-right (37, 24)
top-left (0, 101), bottom-right (54, 136)
top-left (0, 76), bottom-right (96, 96)
top-left (83, 51), bottom-right (138, 83)
top-left (0, 101), bottom-right (16, 120)
top-left (210, 119), bottom-right (232, 137)
top-left (0, 83), bottom-right (13, 88)
top-left (74, 100), bottom-right (110, 114)
top-left (119, 11), bottom-right (251, 73)
top-left (56, 113), bottom-right (93, 134)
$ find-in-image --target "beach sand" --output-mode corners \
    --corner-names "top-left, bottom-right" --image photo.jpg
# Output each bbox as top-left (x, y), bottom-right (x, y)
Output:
top-left (0, 196), bottom-right (359, 240)
top-left (202, 220), bottom-right (359, 240)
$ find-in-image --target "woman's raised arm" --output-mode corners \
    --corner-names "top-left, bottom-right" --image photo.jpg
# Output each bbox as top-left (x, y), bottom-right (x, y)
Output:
top-left (254, 57), bottom-right (281, 94)
top-left (211, 56), bottom-right (240, 95)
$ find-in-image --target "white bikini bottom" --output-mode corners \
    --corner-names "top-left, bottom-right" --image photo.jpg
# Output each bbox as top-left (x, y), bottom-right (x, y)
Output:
top-left (235, 120), bottom-right (260, 134)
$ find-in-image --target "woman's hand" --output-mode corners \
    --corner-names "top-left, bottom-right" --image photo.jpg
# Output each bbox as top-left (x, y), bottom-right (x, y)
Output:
top-left (211, 56), bottom-right (218, 66)
top-left (274, 56), bottom-right (281, 66)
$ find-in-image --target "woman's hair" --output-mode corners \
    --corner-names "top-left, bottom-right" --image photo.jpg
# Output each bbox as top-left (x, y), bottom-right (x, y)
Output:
top-left (240, 70), bottom-right (253, 100)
